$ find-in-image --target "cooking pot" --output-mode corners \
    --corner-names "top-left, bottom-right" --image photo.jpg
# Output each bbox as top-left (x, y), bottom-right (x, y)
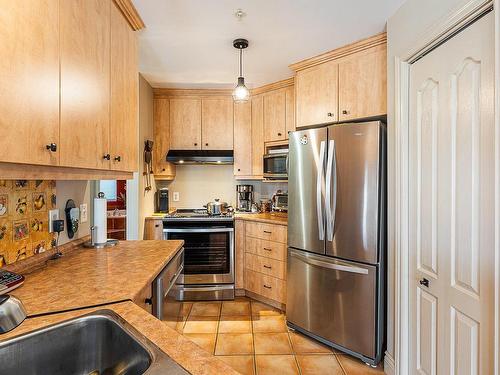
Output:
top-left (204, 199), bottom-right (229, 215)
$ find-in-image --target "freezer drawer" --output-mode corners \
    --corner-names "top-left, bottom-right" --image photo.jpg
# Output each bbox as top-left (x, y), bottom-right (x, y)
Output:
top-left (286, 248), bottom-right (378, 359)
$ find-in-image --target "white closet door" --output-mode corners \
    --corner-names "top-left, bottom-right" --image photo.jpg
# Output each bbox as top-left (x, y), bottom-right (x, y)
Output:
top-left (409, 12), bottom-right (494, 375)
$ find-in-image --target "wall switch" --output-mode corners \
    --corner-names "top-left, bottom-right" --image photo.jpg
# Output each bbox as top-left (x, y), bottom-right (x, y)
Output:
top-left (48, 209), bottom-right (59, 233)
top-left (173, 192), bottom-right (180, 202)
top-left (80, 203), bottom-right (88, 223)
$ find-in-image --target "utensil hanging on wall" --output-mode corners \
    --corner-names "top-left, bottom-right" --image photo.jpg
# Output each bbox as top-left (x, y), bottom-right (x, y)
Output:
top-left (143, 140), bottom-right (153, 192)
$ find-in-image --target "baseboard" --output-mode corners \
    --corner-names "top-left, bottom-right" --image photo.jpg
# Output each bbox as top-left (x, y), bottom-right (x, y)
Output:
top-left (384, 352), bottom-right (395, 375)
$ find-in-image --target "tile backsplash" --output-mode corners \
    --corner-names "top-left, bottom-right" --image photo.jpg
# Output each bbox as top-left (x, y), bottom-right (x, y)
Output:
top-left (0, 180), bottom-right (56, 267)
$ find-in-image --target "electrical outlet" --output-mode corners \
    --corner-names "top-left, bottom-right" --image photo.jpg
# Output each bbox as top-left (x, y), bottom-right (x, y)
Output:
top-left (80, 203), bottom-right (88, 223)
top-left (173, 192), bottom-right (180, 202)
top-left (48, 209), bottom-right (59, 233)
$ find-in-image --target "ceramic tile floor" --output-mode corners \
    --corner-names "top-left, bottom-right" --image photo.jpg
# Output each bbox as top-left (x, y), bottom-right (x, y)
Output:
top-left (174, 297), bottom-right (385, 375)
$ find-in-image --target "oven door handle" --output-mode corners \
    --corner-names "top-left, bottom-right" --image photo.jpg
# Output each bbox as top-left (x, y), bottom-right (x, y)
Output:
top-left (163, 228), bottom-right (234, 233)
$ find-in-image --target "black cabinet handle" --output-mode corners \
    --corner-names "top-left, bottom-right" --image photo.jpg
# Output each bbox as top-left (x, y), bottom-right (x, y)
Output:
top-left (144, 298), bottom-right (152, 305)
top-left (263, 230), bottom-right (272, 234)
top-left (194, 143), bottom-right (198, 146)
top-left (263, 285), bottom-right (272, 289)
top-left (103, 154), bottom-right (111, 160)
top-left (342, 110), bottom-right (349, 115)
top-left (237, 168), bottom-right (241, 172)
top-left (419, 278), bottom-right (429, 288)
top-left (205, 143), bottom-right (209, 146)
top-left (46, 143), bottom-right (57, 152)
top-left (278, 133), bottom-right (282, 137)
top-left (263, 247), bottom-right (272, 251)
top-left (263, 265), bottom-right (272, 269)
top-left (327, 112), bottom-right (334, 117)
top-left (114, 156), bottom-right (121, 162)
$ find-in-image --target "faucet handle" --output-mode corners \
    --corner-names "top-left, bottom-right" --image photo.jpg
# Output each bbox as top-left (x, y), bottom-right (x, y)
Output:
top-left (0, 295), bottom-right (27, 333)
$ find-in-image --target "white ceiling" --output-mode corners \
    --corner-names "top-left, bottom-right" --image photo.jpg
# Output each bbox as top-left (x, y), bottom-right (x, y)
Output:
top-left (133, 0), bottom-right (405, 89)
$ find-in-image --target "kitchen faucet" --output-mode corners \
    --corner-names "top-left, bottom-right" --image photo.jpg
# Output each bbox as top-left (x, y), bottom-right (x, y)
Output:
top-left (0, 295), bottom-right (27, 333)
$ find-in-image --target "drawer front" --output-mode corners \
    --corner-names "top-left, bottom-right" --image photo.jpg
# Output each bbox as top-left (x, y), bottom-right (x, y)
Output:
top-left (245, 253), bottom-right (286, 280)
top-left (245, 237), bottom-right (286, 261)
top-left (245, 269), bottom-right (286, 303)
top-left (245, 222), bottom-right (287, 243)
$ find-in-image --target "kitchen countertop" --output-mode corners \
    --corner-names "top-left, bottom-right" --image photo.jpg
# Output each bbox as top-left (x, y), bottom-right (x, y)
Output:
top-left (10, 240), bottom-right (184, 316)
top-left (1, 301), bottom-right (238, 375)
top-left (234, 212), bottom-right (288, 225)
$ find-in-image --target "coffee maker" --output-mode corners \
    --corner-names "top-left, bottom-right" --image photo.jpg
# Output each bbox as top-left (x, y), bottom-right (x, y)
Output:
top-left (155, 188), bottom-right (169, 213)
top-left (236, 185), bottom-right (254, 212)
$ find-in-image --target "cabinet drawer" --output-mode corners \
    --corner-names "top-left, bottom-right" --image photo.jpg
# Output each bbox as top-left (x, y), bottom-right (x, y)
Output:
top-left (245, 237), bottom-right (286, 261)
top-left (245, 222), bottom-right (287, 243)
top-left (245, 253), bottom-right (286, 280)
top-left (245, 269), bottom-right (286, 304)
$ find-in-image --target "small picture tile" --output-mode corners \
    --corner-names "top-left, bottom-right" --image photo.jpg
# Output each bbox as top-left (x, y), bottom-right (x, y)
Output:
top-left (0, 195), bottom-right (8, 217)
top-left (32, 192), bottom-right (47, 212)
top-left (13, 220), bottom-right (29, 242)
top-left (33, 240), bottom-right (47, 255)
top-left (13, 193), bottom-right (29, 217)
top-left (0, 253), bottom-right (7, 267)
top-left (14, 180), bottom-right (29, 190)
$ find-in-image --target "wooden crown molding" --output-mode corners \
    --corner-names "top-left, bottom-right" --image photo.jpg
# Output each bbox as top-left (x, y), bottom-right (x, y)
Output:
top-left (113, 0), bottom-right (145, 30)
top-left (289, 32), bottom-right (387, 72)
top-left (153, 77), bottom-right (295, 99)
top-left (250, 77), bottom-right (294, 96)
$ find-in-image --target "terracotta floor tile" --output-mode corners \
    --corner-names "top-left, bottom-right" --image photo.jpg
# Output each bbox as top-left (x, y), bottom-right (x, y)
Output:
top-left (218, 315), bottom-right (252, 333)
top-left (251, 301), bottom-right (283, 317)
top-left (189, 302), bottom-right (221, 317)
top-left (255, 355), bottom-right (299, 375)
top-left (288, 331), bottom-right (332, 354)
top-left (217, 355), bottom-right (255, 375)
top-left (337, 354), bottom-right (384, 374)
top-left (183, 333), bottom-right (217, 354)
top-left (183, 316), bottom-right (219, 334)
top-left (252, 315), bottom-right (287, 333)
top-left (254, 333), bottom-right (293, 355)
top-left (221, 300), bottom-right (251, 316)
top-left (296, 354), bottom-right (344, 375)
top-left (215, 333), bottom-right (254, 355)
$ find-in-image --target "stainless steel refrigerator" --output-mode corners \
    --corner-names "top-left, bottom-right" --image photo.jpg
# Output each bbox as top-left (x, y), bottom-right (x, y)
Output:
top-left (287, 121), bottom-right (386, 366)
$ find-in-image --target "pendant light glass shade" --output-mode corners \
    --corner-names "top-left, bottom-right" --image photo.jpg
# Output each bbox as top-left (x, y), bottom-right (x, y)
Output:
top-left (232, 39), bottom-right (249, 103)
top-left (233, 76), bottom-right (250, 102)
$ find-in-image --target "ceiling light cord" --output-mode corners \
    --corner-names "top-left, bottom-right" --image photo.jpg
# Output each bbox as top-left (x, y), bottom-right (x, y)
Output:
top-left (239, 48), bottom-right (243, 77)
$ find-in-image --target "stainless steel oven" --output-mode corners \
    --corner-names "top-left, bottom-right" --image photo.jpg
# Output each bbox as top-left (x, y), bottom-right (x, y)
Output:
top-left (162, 217), bottom-right (234, 301)
top-left (263, 151), bottom-right (288, 180)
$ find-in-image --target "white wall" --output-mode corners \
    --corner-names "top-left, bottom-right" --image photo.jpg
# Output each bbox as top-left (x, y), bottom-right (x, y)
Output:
top-left (386, 0), bottom-right (473, 362)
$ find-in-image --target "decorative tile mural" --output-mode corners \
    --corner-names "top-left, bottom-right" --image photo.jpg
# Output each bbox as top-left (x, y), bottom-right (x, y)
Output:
top-left (0, 180), bottom-right (56, 266)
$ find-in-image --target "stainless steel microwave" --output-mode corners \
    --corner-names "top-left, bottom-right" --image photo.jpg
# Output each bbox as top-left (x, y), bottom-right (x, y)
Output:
top-left (263, 151), bottom-right (288, 179)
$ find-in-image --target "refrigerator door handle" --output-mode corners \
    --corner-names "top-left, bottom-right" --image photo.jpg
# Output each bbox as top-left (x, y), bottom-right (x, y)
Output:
top-left (290, 251), bottom-right (369, 275)
top-left (316, 141), bottom-right (326, 240)
top-left (325, 140), bottom-right (335, 241)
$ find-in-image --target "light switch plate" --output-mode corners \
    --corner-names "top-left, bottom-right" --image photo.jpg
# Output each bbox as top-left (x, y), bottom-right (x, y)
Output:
top-left (173, 192), bottom-right (180, 202)
top-left (48, 209), bottom-right (59, 233)
top-left (80, 203), bottom-right (88, 223)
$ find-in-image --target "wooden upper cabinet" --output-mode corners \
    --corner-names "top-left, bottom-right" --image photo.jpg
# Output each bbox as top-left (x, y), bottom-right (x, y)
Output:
top-left (201, 98), bottom-right (234, 150)
top-left (169, 98), bottom-right (202, 150)
top-left (251, 95), bottom-right (264, 177)
top-left (338, 45), bottom-right (387, 121)
top-left (153, 98), bottom-right (176, 178)
top-left (285, 86), bottom-right (296, 136)
top-left (263, 89), bottom-right (286, 142)
top-left (233, 102), bottom-right (252, 176)
top-left (60, 0), bottom-right (111, 169)
top-left (0, 0), bottom-right (60, 166)
top-left (110, 2), bottom-right (138, 172)
top-left (295, 60), bottom-right (338, 128)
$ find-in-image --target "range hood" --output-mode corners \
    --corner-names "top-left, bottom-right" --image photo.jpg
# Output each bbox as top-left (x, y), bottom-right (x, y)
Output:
top-left (166, 150), bottom-right (234, 165)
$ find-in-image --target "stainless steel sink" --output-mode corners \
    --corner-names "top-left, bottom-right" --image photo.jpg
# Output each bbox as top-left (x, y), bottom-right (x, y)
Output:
top-left (0, 309), bottom-right (189, 375)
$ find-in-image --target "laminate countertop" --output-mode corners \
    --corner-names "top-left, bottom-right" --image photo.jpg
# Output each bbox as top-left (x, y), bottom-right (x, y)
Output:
top-left (10, 240), bottom-right (184, 316)
top-left (234, 212), bottom-right (288, 226)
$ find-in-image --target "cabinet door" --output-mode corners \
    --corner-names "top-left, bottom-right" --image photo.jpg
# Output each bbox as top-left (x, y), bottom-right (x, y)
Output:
top-left (264, 89), bottom-right (286, 142)
top-left (153, 99), bottom-right (176, 177)
top-left (296, 60), bottom-right (338, 128)
top-left (233, 102), bottom-right (252, 176)
top-left (201, 98), bottom-right (233, 150)
top-left (235, 220), bottom-right (245, 289)
top-left (338, 45), bottom-right (387, 121)
top-left (251, 95), bottom-right (264, 177)
top-left (285, 85), bottom-right (296, 137)
top-left (60, 0), bottom-right (111, 169)
top-left (110, 3), bottom-right (138, 172)
top-left (169, 99), bottom-right (201, 150)
top-left (0, 0), bottom-right (59, 166)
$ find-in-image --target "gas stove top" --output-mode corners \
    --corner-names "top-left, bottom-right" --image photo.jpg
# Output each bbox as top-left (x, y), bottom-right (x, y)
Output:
top-left (163, 209), bottom-right (234, 221)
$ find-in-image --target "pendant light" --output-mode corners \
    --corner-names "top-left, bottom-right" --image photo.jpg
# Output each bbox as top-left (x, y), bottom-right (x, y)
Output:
top-left (232, 38), bottom-right (250, 103)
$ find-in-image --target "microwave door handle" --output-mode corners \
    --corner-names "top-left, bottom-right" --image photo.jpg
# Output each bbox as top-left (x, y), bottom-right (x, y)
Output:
top-left (325, 140), bottom-right (334, 241)
top-left (317, 141), bottom-right (326, 241)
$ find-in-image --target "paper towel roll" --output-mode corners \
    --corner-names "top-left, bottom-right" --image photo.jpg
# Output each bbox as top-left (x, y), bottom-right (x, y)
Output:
top-left (93, 194), bottom-right (107, 245)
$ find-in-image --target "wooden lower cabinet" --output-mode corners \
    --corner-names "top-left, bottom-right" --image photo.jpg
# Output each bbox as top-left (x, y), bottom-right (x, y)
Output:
top-left (144, 218), bottom-right (163, 240)
top-left (236, 219), bottom-right (287, 306)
